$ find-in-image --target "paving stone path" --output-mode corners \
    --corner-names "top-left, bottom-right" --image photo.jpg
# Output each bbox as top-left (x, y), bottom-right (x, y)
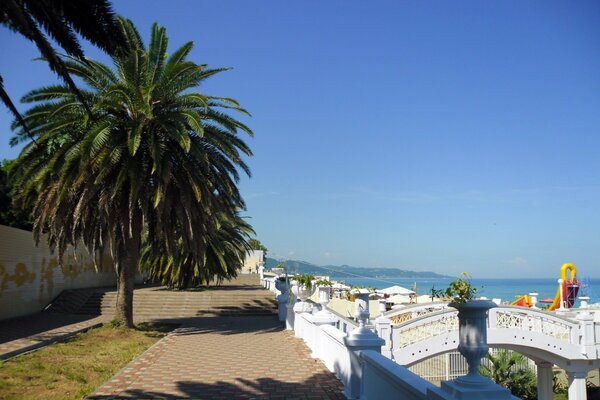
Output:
top-left (1, 275), bottom-right (345, 398)
top-left (90, 275), bottom-right (345, 399)
top-left (90, 316), bottom-right (345, 399)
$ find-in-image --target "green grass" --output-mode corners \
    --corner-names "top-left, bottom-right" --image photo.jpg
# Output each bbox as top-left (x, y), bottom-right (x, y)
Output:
top-left (0, 323), bottom-right (172, 400)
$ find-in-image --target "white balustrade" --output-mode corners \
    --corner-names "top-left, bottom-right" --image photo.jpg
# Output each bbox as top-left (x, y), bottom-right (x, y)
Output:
top-left (360, 350), bottom-right (436, 399)
top-left (277, 286), bottom-right (446, 398)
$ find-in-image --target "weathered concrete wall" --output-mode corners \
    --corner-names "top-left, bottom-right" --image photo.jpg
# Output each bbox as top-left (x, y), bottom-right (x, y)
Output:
top-left (242, 250), bottom-right (264, 273)
top-left (0, 224), bottom-right (117, 320)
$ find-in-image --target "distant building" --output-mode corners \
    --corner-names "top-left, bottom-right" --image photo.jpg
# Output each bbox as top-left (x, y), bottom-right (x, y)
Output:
top-left (242, 250), bottom-right (264, 274)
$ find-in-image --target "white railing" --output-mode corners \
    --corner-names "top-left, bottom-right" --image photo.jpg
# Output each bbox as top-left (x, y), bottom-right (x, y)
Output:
top-left (360, 350), bottom-right (436, 400)
top-left (393, 309), bottom-right (459, 349)
top-left (390, 304), bottom-right (598, 368)
top-left (277, 294), bottom-right (515, 399)
top-left (385, 302), bottom-right (450, 325)
top-left (408, 349), bottom-right (537, 385)
top-left (489, 306), bottom-right (579, 343)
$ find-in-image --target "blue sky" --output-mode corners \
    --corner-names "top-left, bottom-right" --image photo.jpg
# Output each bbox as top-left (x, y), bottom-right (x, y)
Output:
top-left (1, 1), bottom-right (600, 278)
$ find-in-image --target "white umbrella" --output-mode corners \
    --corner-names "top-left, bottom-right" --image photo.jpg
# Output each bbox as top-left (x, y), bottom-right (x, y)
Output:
top-left (332, 282), bottom-right (351, 290)
top-left (378, 285), bottom-right (415, 296)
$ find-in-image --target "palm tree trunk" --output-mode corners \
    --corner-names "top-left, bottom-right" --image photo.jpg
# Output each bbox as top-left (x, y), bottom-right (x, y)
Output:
top-left (114, 215), bottom-right (142, 328)
top-left (115, 249), bottom-right (137, 328)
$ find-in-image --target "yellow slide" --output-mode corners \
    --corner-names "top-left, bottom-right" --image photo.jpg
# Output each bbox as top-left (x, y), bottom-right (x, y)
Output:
top-left (549, 263), bottom-right (577, 311)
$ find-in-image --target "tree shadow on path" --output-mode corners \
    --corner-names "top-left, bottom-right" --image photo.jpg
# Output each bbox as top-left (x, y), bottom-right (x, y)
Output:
top-left (89, 371), bottom-right (346, 399)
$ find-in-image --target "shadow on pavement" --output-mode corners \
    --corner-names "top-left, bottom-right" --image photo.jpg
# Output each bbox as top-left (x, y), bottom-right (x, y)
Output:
top-left (89, 371), bottom-right (346, 399)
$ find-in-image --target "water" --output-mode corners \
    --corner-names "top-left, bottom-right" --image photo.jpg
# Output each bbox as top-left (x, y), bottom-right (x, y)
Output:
top-left (337, 276), bottom-right (600, 304)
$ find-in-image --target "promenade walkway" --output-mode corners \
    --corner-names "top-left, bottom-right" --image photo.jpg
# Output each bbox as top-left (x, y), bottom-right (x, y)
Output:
top-left (1, 275), bottom-right (345, 398)
top-left (90, 316), bottom-right (344, 399)
top-left (90, 275), bottom-right (344, 399)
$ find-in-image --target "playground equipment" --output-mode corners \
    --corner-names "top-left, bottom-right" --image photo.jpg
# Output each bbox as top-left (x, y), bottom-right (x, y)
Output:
top-left (549, 263), bottom-right (579, 311)
top-left (511, 294), bottom-right (533, 307)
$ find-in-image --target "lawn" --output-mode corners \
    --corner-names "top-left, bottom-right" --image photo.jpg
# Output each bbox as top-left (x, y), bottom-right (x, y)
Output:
top-left (0, 323), bottom-right (172, 400)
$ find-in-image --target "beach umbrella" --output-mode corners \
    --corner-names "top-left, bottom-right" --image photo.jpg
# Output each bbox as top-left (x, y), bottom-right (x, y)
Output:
top-left (332, 282), bottom-right (351, 290)
top-left (378, 285), bottom-right (415, 296)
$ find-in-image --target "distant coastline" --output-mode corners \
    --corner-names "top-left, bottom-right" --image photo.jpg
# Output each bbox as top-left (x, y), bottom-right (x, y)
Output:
top-left (264, 257), bottom-right (451, 279)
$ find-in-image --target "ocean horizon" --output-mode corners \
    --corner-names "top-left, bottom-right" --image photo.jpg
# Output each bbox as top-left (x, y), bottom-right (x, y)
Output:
top-left (336, 276), bottom-right (600, 305)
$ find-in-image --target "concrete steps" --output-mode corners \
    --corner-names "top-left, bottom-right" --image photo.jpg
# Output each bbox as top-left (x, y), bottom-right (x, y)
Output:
top-left (46, 276), bottom-right (277, 319)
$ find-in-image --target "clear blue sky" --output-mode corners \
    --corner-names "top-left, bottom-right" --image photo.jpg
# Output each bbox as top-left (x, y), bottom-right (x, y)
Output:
top-left (1, 1), bottom-right (600, 278)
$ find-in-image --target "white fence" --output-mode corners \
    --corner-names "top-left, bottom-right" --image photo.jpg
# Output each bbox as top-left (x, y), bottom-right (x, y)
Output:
top-left (263, 278), bottom-right (517, 400)
top-left (408, 349), bottom-right (536, 385)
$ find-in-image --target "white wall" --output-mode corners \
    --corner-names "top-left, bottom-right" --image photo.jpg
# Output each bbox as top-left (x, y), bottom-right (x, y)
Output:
top-left (242, 250), bottom-right (264, 273)
top-left (0, 225), bottom-right (117, 320)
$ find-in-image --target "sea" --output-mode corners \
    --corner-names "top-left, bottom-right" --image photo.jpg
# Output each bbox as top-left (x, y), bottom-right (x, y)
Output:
top-left (336, 276), bottom-right (600, 305)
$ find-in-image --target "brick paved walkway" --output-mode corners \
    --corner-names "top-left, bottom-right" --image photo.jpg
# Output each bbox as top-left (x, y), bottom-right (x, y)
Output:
top-left (90, 316), bottom-right (345, 399)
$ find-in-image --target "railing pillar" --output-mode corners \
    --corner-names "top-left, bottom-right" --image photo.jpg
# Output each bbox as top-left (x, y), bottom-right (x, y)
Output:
top-left (311, 314), bottom-right (337, 359)
top-left (285, 303), bottom-right (295, 330)
top-left (344, 328), bottom-right (385, 399)
top-left (374, 311), bottom-right (392, 359)
top-left (428, 300), bottom-right (513, 400)
top-left (566, 370), bottom-right (588, 400)
top-left (258, 264), bottom-right (264, 279)
top-left (343, 293), bottom-right (385, 399)
top-left (576, 308), bottom-right (595, 357)
top-left (536, 361), bottom-right (554, 400)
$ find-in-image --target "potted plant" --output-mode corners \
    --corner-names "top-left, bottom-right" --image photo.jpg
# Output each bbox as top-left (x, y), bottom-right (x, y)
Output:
top-left (274, 275), bottom-right (288, 292)
top-left (291, 274), bottom-right (315, 301)
top-left (442, 273), bottom-right (497, 387)
top-left (271, 263), bottom-right (286, 277)
top-left (441, 272), bottom-right (478, 306)
top-left (315, 279), bottom-right (332, 311)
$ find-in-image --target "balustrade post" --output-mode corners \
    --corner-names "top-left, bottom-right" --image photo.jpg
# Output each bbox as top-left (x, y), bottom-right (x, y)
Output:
top-left (375, 300), bottom-right (392, 359)
top-left (566, 370), bottom-right (588, 400)
top-left (258, 263), bottom-right (264, 279)
top-left (487, 307), bottom-right (497, 329)
top-left (343, 293), bottom-right (385, 400)
top-left (427, 300), bottom-right (513, 400)
top-left (576, 309), bottom-right (595, 357)
top-left (275, 277), bottom-right (289, 322)
top-left (529, 292), bottom-right (539, 309)
top-left (536, 361), bottom-right (554, 400)
top-left (285, 303), bottom-right (295, 330)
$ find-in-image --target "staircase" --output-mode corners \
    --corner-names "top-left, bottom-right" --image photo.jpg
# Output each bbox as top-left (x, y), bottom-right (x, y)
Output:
top-left (45, 275), bottom-right (277, 319)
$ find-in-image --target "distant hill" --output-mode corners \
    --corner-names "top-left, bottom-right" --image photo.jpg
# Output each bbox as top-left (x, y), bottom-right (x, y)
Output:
top-left (264, 258), bottom-right (449, 279)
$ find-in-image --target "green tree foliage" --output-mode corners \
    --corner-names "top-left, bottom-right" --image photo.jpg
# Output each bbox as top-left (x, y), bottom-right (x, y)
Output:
top-left (0, 0), bottom-right (127, 133)
top-left (480, 350), bottom-right (537, 400)
top-left (11, 19), bottom-right (253, 327)
top-left (247, 238), bottom-right (267, 256)
top-left (0, 159), bottom-right (32, 230)
top-left (140, 212), bottom-right (254, 289)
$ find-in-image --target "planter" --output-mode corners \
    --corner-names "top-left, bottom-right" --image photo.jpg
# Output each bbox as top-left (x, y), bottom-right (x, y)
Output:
top-left (274, 278), bottom-right (288, 293)
top-left (314, 286), bottom-right (332, 317)
top-left (430, 299), bottom-right (512, 399)
top-left (452, 299), bottom-right (497, 384)
top-left (354, 293), bottom-right (370, 325)
top-left (292, 282), bottom-right (314, 301)
top-left (291, 280), bottom-right (314, 313)
top-left (317, 286), bottom-right (330, 307)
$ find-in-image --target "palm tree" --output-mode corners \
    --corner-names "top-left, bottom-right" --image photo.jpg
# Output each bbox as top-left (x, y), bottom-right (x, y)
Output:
top-left (140, 211), bottom-right (254, 289)
top-left (480, 350), bottom-right (537, 400)
top-left (0, 0), bottom-right (126, 132)
top-left (12, 18), bottom-right (253, 327)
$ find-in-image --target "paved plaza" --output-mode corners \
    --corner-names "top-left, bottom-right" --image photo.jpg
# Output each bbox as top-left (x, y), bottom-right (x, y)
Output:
top-left (90, 316), bottom-right (345, 399)
top-left (1, 275), bottom-right (345, 399)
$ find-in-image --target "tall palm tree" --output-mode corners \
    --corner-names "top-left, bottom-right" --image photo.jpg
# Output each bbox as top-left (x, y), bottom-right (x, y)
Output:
top-left (0, 0), bottom-right (126, 131)
top-left (12, 18), bottom-right (253, 327)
